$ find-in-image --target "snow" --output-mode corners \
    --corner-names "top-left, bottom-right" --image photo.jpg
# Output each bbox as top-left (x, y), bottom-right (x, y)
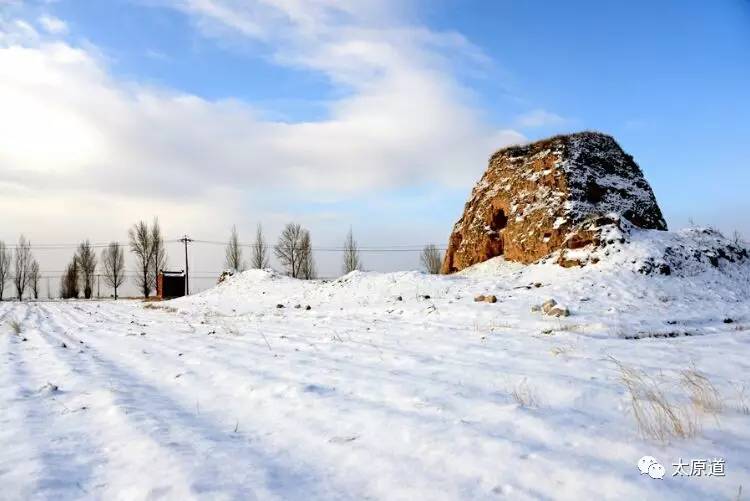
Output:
top-left (1, 233), bottom-right (749, 499)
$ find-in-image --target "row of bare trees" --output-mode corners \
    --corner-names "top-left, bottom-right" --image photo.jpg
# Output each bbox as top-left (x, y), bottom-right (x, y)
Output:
top-left (0, 236), bottom-right (41, 300)
top-left (59, 218), bottom-right (163, 300)
top-left (59, 240), bottom-right (128, 300)
top-left (224, 224), bottom-right (270, 273)
top-left (0, 232), bottom-right (132, 301)
top-left (223, 223), bottom-right (443, 278)
top-left (224, 222), bottom-right (318, 279)
top-left (1, 219), bottom-right (444, 301)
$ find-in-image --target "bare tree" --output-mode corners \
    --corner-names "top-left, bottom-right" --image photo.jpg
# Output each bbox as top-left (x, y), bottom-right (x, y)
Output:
top-left (251, 223), bottom-right (270, 269)
top-left (102, 242), bottom-right (126, 300)
top-left (275, 223), bottom-right (305, 278)
top-left (225, 225), bottom-right (246, 272)
top-left (14, 235), bottom-right (33, 300)
top-left (420, 244), bottom-right (442, 274)
top-left (299, 230), bottom-right (316, 280)
top-left (76, 240), bottom-right (97, 299)
top-left (29, 260), bottom-right (40, 299)
top-left (129, 220), bottom-right (154, 298)
top-left (342, 227), bottom-right (362, 274)
top-left (0, 241), bottom-right (10, 301)
top-left (60, 256), bottom-right (79, 299)
top-left (150, 218), bottom-right (167, 290)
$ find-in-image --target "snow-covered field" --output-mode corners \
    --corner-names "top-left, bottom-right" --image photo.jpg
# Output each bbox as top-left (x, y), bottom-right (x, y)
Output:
top-left (1, 230), bottom-right (749, 500)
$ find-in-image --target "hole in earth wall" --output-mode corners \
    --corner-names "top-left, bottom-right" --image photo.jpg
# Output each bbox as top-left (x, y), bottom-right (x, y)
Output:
top-left (489, 208), bottom-right (508, 256)
top-left (492, 209), bottom-right (508, 232)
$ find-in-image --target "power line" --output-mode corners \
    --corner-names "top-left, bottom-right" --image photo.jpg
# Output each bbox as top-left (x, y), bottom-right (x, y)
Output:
top-left (188, 239), bottom-right (447, 252)
top-left (1, 238), bottom-right (446, 252)
top-left (0, 240), bottom-right (182, 250)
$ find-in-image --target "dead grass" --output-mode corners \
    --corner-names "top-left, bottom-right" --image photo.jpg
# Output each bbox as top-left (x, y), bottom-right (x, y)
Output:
top-left (611, 357), bottom-right (699, 442)
top-left (511, 379), bottom-right (541, 408)
top-left (681, 366), bottom-right (723, 415)
top-left (553, 321), bottom-right (590, 333)
top-left (144, 303), bottom-right (178, 313)
top-left (735, 385), bottom-right (750, 415)
top-left (474, 320), bottom-right (514, 331)
top-left (550, 345), bottom-right (573, 357)
top-left (473, 320), bottom-right (514, 338)
top-left (8, 320), bottom-right (22, 335)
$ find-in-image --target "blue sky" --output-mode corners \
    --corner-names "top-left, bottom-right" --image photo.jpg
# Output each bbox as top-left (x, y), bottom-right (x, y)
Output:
top-left (0, 0), bottom-right (748, 282)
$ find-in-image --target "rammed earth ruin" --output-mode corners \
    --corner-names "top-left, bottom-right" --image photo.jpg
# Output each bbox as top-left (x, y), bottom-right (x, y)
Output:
top-left (442, 132), bottom-right (667, 273)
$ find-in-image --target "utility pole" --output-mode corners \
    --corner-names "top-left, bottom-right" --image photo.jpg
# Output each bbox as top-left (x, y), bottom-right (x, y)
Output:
top-left (179, 235), bottom-right (193, 295)
top-left (97, 274), bottom-right (101, 299)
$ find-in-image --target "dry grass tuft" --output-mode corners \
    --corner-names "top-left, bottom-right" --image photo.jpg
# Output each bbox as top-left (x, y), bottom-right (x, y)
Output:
top-left (144, 303), bottom-right (178, 313)
top-left (735, 385), bottom-right (750, 415)
top-left (681, 366), bottom-right (722, 415)
top-left (8, 320), bottom-right (22, 335)
top-left (473, 320), bottom-right (513, 332)
top-left (554, 322), bottom-right (589, 333)
top-left (511, 379), bottom-right (541, 408)
top-left (550, 345), bottom-right (573, 357)
top-left (611, 357), bottom-right (699, 442)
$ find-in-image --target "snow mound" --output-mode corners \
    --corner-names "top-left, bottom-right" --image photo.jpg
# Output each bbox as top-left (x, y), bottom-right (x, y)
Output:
top-left (553, 223), bottom-right (749, 277)
top-left (167, 227), bottom-right (749, 341)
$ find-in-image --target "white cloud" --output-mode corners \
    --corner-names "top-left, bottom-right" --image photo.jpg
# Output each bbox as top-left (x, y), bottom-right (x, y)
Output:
top-left (0, 2), bottom-right (526, 277)
top-left (1, 4), bottom-right (525, 198)
top-left (516, 109), bottom-right (565, 128)
top-left (38, 15), bottom-right (67, 34)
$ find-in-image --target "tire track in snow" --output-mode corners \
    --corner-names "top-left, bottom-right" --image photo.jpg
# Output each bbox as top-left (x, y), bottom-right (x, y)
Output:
top-left (25, 303), bottom-right (210, 499)
top-left (0, 303), bottom-right (41, 498)
top-left (49, 303), bottom-right (554, 500)
top-left (37, 302), bottom-right (348, 500)
top-left (68, 302), bottom-right (694, 500)
top-left (0, 303), bottom-right (102, 500)
top-left (43, 303), bottom-right (657, 500)
top-left (47, 304), bottom-right (479, 499)
top-left (111, 303), bottom-right (504, 402)
top-left (62, 302), bottom-right (475, 426)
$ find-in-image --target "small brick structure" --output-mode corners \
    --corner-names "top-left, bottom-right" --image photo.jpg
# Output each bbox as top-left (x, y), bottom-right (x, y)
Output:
top-left (156, 271), bottom-right (186, 299)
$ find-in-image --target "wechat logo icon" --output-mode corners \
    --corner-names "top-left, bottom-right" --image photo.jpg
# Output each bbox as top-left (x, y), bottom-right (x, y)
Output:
top-left (638, 456), bottom-right (665, 480)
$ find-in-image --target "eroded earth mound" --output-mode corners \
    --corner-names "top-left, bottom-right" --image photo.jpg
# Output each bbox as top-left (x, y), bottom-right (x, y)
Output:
top-left (442, 131), bottom-right (668, 272)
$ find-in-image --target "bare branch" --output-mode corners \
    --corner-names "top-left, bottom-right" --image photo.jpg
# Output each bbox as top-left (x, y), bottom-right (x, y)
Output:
top-left (13, 235), bottom-right (32, 300)
top-left (225, 225), bottom-right (246, 272)
top-left (60, 256), bottom-right (79, 299)
top-left (342, 227), bottom-right (362, 274)
top-left (299, 230), bottom-right (316, 280)
top-left (420, 244), bottom-right (442, 274)
top-left (76, 240), bottom-right (97, 299)
top-left (275, 223), bottom-right (304, 278)
top-left (29, 260), bottom-right (40, 299)
top-left (101, 242), bottom-right (126, 300)
top-left (251, 223), bottom-right (270, 269)
top-left (129, 220), bottom-right (153, 298)
top-left (0, 241), bottom-right (10, 301)
top-left (150, 217), bottom-right (167, 290)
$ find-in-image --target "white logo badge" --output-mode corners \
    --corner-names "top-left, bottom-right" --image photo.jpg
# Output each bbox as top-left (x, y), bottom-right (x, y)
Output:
top-left (638, 456), bottom-right (665, 480)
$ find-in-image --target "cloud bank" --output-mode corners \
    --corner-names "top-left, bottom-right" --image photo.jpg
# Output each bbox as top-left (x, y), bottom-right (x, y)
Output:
top-left (0, 1), bottom-right (525, 278)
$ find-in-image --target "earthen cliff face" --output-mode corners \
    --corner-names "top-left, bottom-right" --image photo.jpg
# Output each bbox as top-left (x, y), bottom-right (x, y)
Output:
top-left (442, 132), bottom-right (667, 273)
